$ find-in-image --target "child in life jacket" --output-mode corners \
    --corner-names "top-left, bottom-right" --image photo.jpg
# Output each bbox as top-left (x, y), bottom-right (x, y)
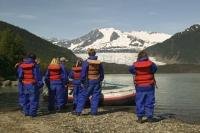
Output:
top-left (69, 58), bottom-right (83, 112)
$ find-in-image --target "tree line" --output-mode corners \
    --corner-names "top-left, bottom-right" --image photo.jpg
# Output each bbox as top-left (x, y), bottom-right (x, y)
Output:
top-left (0, 29), bottom-right (25, 78)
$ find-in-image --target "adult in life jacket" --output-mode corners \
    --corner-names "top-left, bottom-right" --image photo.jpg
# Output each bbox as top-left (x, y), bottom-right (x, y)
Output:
top-left (44, 58), bottom-right (68, 112)
top-left (129, 50), bottom-right (157, 123)
top-left (18, 53), bottom-right (43, 117)
top-left (75, 48), bottom-right (104, 116)
top-left (69, 58), bottom-right (83, 112)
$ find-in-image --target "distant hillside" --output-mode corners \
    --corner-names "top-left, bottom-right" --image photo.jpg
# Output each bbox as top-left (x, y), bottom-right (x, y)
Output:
top-left (146, 24), bottom-right (200, 64)
top-left (1, 21), bottom-right (200, 77)
top-left (0, 21), bottom-right (77, 70)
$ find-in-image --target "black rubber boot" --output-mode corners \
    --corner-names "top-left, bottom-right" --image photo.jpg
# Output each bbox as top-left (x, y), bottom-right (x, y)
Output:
top-left (136, 117), bottom-right (143, 124)
top-left (71, 111), bottom-right (81, 116)
top-left (72, 104), bottom-right (76, 111)
top-left (89, 112), bottom-right (97, 116)
top-left (147, 117), bottom-right (158, 123)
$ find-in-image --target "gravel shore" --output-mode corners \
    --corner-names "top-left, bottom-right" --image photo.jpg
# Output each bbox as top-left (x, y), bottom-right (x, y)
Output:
top-left (0, 107), bottom-right (200, 133)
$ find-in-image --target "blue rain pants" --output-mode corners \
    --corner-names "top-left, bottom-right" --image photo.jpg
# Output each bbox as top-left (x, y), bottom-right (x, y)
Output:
top-left (18, 82), bottom-right (25, 108)
top-left (135, 86), bottom-right (155, 118)
top-left (48, 83), bottom-right (66, 111)
top-left (23, 84), bottom-right (39, 117)
top-left (76, 83), bottom-right (101, 114)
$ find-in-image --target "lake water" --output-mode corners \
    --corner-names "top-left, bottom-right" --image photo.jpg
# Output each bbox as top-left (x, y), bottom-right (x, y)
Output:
top-left (0, 73), bottom-right (200, 123)
top-left (105, 74), bottom-right (200, 123)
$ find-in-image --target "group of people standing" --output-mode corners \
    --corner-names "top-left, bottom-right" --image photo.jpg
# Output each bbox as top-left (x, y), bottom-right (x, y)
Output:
top-left (16, 49), bottom-right (157, 123)
top-left (16, 48), bottom-right (104, 117)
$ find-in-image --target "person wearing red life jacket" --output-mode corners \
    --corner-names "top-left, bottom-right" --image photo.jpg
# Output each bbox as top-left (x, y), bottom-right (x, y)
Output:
top-left (69, 58), bottom-right (84, 112)
top-left (44, 58), bottom-right (68, 112)
top-left (18, 53), bottom-right (43, 117)
top-left (129, 50), bottom-right (157, 123)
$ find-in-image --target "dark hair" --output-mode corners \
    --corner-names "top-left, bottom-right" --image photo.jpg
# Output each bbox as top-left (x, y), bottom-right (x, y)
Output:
top-left (137, 50), bottom-right (148, 60)
top-left (27, 52), bottom-right (36, 60)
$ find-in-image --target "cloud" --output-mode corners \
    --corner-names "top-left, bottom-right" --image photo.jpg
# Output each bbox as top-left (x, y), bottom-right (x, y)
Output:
top-left (17, 14), bottom-right (37, 20)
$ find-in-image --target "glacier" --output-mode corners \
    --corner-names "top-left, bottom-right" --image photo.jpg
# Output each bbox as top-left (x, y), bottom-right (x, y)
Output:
top-left (49, 28), bottom-right (171, 65)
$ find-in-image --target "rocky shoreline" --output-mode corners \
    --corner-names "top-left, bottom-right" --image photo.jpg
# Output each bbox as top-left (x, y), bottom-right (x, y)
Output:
top-left (1, 80), bottom-right (200, 132)
top-left (0, 107), bottom-right (200, 133)
top-left (0, 80), bottom-right (18, 88)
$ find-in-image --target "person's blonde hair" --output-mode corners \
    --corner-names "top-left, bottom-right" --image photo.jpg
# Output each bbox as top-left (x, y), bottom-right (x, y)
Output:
top-left (50, 58), bottom-right (59, 64)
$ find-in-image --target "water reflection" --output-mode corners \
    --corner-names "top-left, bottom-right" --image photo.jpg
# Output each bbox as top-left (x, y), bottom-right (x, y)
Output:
top-left (0, 87), bottom-right (19, 111)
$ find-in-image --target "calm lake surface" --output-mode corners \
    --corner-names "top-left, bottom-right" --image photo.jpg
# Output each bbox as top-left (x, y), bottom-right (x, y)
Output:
top-left (0, 73), bottom-right (200, 123)
top-left (105, 74), bottom-right (200, 123)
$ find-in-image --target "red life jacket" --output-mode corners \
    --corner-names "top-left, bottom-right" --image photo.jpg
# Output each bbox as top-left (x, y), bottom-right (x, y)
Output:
top-left (133, 60), bottom-right (155, 86)
top-left (20, 63), bottom-right (36, 84)
top-left (72, 66), bottom-right (82, 80)
top-left (48, 64), bottom-right (61, 80)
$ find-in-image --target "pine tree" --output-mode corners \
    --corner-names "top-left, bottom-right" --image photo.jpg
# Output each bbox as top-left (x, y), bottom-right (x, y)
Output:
top-left (0, 29), bottom-right (25, 77)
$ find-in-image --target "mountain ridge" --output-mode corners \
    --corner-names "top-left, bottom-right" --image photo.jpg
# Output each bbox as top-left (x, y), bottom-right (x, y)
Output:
top-left (50, 28), bottom-right (171, 53)
top-left (0, 21), bottom-right (77, 71)
top-left (145, 24), bottom-right (200, 64)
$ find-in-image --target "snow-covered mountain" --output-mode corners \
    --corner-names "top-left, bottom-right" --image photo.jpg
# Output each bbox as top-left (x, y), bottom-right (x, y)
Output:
top-left (49, 28), bottom-right (171, 65)
top-left (50, 28), bottom-right (171, 53)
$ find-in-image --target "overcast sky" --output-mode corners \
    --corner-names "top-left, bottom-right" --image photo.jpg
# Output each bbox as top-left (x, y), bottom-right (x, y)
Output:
top-left (1, 0), bottom-right (200, 39)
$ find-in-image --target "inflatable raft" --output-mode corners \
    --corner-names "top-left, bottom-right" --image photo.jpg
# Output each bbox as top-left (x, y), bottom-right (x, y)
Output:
top-left (67, 84), bottom-right (135, 106)
top-left (43, 82), bottom-right (135, 106)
